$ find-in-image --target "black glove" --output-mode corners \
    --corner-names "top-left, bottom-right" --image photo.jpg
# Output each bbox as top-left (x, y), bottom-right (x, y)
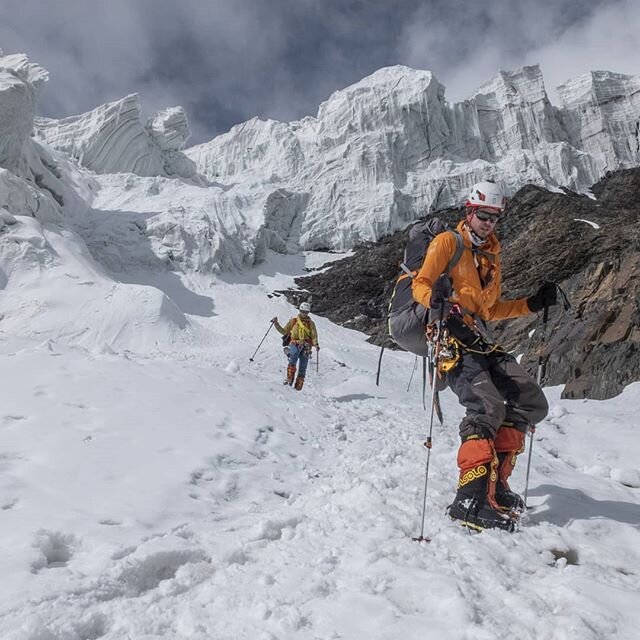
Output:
top-left (527, 281), bottom-right (558, 313)
top-left (429, 275), bottom-right (452, 309)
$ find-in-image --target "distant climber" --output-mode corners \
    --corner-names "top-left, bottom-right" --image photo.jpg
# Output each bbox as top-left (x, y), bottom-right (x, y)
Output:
top-left (272, 302), bottom-right (320, 391)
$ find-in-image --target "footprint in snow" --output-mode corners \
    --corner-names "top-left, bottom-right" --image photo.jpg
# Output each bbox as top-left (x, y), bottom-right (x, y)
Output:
top-left (100, 536), bottom-right (212, 599)
top-left (254, 425), bottom-right (274, 445)
top-left (188, 461), bottom-right (241, 503)
top-left (249, 516), bottom-right (302, 542)
top-left (31, 530), bottom-right (77, 572)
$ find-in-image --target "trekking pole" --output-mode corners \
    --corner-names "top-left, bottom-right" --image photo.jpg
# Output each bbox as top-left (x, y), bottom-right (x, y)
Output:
top-left (316, 348), bottom-right (319, 374)
top-left (249, 321), bottom-right (275, 362)
top-left (375, 344), bottom-right (385, 386)
top-left (422, 357), bottom-right (427, 410)
top-left (413, 278), bottom-right (449, 543)
top-left (406, 356), bottom-right (418, 392)
top-left (523, 303), bottom-right (549, 508)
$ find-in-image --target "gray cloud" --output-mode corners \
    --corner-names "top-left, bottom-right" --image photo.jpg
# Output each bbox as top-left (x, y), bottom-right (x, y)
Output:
top-left (400, 0), bottom-right (640, 102)
top-left (1, 0), bottom-right (636, 144)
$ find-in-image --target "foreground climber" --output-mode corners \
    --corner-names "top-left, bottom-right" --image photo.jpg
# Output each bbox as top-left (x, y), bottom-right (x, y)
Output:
top-left (413, 180), bottom-right (557, 532)
top-left (272, 302), bottom-right (320, 391)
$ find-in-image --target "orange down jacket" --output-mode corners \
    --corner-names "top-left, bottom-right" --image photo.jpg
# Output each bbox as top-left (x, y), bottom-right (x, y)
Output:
top-left (412, 221), bottom-right (530, 323)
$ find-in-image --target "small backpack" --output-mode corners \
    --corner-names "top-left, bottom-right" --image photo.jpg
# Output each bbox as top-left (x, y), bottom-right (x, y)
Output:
top-left (282, 316), bottom-right (312, 347)
top-left (387, 218), bottom-right (464, 357)
top-left (282, 316), bottom-right (296, 347)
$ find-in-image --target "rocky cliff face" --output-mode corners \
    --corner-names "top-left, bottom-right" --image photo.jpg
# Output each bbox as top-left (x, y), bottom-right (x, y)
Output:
top-left (290, 168), bottom-right (640, 400)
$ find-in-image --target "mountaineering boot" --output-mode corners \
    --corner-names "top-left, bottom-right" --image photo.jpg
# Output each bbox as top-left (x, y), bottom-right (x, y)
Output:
top-left (447, 496), bottom-right (516, 533)
top-left (447, 434), bottom-right (516, 533)
top-left (294, 375), bottom-right (305, 391)
top-left (285, 364), bottom-right (296, 386)
top-left (495, 482), bottom-right (525, 514)
top-left (494, 425), bottom-right (526, 514)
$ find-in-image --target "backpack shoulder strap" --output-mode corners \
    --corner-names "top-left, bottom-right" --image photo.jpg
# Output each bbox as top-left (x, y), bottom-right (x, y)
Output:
top-left (446, 231), bottom-right (465, 272)
top-left (446, 230), bottom-right (496, 268)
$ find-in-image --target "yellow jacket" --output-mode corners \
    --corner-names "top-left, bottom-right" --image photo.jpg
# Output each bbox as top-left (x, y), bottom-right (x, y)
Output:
top-left (412, 221), bottom-right (530, 322)
top-left (275, 315), bottom-right (319, 347)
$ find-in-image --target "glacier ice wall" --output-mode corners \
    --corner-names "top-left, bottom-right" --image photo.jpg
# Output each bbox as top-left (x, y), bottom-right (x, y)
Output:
top-left (4, 49), bottom-right (640, 265)
top-left (35, 95), bottom-right (202, 182)
top-left (558, 71), bottom-right (640, 174)
top-left (0, 52), bottom-right (66, 224)
top-left (0, 52), bottom-right (200, 351)
top-left (186, 64), bottom-right (634, 251)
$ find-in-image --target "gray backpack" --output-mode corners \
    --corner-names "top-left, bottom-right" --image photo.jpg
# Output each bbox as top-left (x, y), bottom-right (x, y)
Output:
top-left (387, 218), bottom-right (464, 356)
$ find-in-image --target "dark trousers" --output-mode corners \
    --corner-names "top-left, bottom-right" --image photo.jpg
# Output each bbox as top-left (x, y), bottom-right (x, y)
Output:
top-left (447, 350), bottom-right (548, 439)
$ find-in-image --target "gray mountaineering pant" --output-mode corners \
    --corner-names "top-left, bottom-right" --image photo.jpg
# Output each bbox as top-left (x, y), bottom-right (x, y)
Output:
top-left (447, 350), bottom-right (548, 439)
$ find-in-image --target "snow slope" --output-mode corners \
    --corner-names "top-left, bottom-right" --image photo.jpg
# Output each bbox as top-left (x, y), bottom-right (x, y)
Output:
top-left (1, 49), bottom-right (639, 639)
top-left (1, 253), bottom-right (639, 640)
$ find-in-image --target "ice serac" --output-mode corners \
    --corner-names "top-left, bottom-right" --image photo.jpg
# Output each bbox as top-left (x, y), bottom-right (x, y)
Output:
top-left (455, 66), bottom-right (564, 160)
top-left (303, 66), bottom-right (450, 249)
top-left (0, 52), bottom-right (65, 223)
top-left (187, 63), bottom-right (636, 252)
top-left (146, 107), bottom-right (202, 182)
top-left (558, 71), bottom-right (640, 174)
top-left (188, 117), bottom-right (307, 182)
top-left (147, 107), bottom-right (191, 152)
top-left (35, 97), bottom-right (201, 181)
top-left (0, 52), bottom-right (196, 351)
top-left (35, 95), bottom-right (164, 176)
top-left (0, 52), bottom-right (48, 172)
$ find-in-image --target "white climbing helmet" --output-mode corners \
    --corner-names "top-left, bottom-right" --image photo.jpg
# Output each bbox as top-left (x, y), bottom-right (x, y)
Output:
top-left (466, 180), bottom-right (507, 213)
top-left (299, 301), bottom-right (311, 313)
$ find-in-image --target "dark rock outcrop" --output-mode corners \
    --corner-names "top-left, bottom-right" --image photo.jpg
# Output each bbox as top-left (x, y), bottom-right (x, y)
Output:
top-left (285, 169), bottom-right (640, 400)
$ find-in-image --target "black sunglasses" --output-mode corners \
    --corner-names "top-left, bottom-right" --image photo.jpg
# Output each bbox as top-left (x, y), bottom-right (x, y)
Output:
top-left (474, 210), bottom-right (500, 223)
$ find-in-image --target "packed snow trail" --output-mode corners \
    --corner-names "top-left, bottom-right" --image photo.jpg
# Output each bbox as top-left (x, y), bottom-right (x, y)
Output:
top-left (1, 255), bottom-right (639, 639)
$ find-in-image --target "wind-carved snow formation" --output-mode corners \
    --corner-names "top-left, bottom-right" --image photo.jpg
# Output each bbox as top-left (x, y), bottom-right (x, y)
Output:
top-left (0, 51), bottom-right (66, 224)
top-left (0, 51), bottom-right (200, 351)
top-left (2, 50), bottom-right (640, 352)
top-left (35, 97), bottom-right (202, 183)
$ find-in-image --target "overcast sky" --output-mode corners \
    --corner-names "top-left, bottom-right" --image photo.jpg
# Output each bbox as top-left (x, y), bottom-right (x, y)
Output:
top-left (2, 0), bottom-right (638, 144)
